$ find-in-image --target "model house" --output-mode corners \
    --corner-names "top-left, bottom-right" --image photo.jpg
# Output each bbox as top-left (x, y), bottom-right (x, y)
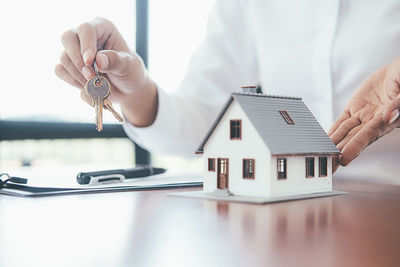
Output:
top-left (195, 87), bottom-right (340, 198)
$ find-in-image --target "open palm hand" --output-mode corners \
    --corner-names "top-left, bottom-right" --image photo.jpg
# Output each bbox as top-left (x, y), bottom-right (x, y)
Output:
top-left (328, 58), bottom-right (400, 170)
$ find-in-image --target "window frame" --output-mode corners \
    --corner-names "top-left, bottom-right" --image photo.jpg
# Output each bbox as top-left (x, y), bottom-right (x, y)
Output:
top-left (319, 156), bottom-right (328, 177)
top-left (306, 157), bottom-right (315, 178)
top-left (243, 158), bottom-right (255, 179)
top-left (279, 111), bottom-right (295, 125)
top-left (277, 158), bottom-right (287, 179)
top-left (208, 158), bottom-right (215, 172)
top-left (230, 119), bottom-right (242, 140)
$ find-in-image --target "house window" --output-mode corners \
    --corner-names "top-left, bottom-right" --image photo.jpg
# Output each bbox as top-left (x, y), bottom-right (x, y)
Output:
top-left (243, 159), bottom-right (255, 179)
top-left (208, 158), bottom-right (215, 172)
top-left (220, 160), bottom-right (228, 174)
top-left (306, 157), bottom-right (315, 178)
top-left (279, 111), bottom-right (295, 125)
top-left (277, 158), bottom-right (287, 179)
top-left (230, 120), bottom-right (241, 140)
top-left (319, 157), bottom-right (328, 177)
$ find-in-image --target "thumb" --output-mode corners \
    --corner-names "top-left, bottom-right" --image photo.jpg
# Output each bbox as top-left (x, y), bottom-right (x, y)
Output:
top-left (383, 95), bottom-right (400, 124)
top-left (96, 50), bottom-right (134, 76)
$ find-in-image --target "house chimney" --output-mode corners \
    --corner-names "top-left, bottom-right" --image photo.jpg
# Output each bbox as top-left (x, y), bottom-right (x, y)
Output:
top-left (241, 86), bottom-right (258, 94)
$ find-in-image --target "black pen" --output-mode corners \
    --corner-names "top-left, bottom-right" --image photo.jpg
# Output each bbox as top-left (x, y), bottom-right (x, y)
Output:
top-left (77, 166), bottom-right (167, 185)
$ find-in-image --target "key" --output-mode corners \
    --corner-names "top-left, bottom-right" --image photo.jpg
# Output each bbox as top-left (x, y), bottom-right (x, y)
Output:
top-left (82, 59), bottom-right (123, 129)
top-left (85, 76), bottom-right (110, 132)
top-left (81, 80), bottom-right (123, 123)
top-left (104, 98), bottom-right (123, 122)
top-left (82, 89), bottom-right (123, 122)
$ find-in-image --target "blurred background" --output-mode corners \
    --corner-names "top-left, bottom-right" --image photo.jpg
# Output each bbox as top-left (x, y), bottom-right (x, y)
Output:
top-left (0, 0), bottom-right (215, 172)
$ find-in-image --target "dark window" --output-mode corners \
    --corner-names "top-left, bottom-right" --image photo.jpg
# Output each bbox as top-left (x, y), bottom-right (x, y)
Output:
top-left (277, 158), bottom-right (287, 179)
top-left (279, 111), bottom-right (294, 125)
top-left (306, 157), bottom-right (315, 178)
top-left (230, 120), bottom-right (242, 140)
top-left (243, 159), bottom-right (255, 179)
top-left (319, 157), bottom-right (328, 177)
top-left (208, 158), bottom-right (215, 171)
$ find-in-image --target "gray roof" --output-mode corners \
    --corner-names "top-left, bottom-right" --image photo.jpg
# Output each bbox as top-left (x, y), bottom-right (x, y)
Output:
top-left (196, 93), bottom-right (340, 155)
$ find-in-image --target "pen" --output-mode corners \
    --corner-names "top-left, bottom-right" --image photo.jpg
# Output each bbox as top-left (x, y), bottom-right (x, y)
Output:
top-left (77, 166), bottom-right (167, 185)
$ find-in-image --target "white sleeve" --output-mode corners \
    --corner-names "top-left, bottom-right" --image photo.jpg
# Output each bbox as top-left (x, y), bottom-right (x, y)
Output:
top-left (123, 0), bottom-right (259, 158)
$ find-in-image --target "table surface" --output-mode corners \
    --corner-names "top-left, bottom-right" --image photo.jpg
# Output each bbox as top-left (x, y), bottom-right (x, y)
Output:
top-left (0, 176), bottom-right (399, 267)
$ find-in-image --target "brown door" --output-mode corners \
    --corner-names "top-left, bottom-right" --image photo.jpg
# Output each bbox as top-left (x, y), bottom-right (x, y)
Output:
top-left (217, 158), bottom-right (229, 189)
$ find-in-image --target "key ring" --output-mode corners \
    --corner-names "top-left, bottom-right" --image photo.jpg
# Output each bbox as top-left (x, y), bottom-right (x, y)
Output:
top-left (93, 59), bottom-right (101, 85)
top-left (0, 173), bottom-right (11, 189)
top-left (0, 173), bottom-right (11, 180)
top-left (0, 173), bottom-right (28, 189)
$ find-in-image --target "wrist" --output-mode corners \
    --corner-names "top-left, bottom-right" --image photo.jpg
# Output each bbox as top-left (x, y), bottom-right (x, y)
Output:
top-left (121, 78), bottom-right (158, 127)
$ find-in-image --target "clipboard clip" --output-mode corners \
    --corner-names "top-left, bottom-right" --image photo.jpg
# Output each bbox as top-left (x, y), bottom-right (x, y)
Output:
top-left (0, 173), bottom-right (28, 189)
top-left (87, 174), bottom-right (126, 185)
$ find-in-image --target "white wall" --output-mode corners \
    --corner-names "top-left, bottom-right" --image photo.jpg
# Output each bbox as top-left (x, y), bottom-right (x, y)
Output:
top-left (203, 101), bottom-right (271, 197)
top-left (269, 155), bottom-right (333, 197)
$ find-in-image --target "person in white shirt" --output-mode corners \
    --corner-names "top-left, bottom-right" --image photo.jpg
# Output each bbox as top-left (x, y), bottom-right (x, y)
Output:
top-left (55, 0), bottom-right (400, 175)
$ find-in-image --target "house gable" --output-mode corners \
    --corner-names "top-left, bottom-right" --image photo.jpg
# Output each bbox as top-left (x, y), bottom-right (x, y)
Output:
top-left (203, 100), bottom-right (270, 156)
top-left (196, 96), bottom-right (234, 154)
top-left (202, 100), bottom-right (272, 196)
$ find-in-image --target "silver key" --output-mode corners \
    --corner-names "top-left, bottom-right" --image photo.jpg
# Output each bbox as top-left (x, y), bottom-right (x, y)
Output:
top-left (85, 76), bottom-right (110, 132)
top-left (81, 89), bottom-right (123, 123)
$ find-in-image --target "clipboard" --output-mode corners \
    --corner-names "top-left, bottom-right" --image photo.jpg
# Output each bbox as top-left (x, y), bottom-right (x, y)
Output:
top-left (0, 169), bottom-right (203, 197)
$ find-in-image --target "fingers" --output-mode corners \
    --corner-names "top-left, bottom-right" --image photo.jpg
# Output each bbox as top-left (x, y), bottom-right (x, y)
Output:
top-left (59, 18), bottom-right (111, 81)
top-left (76, 22), bottom-right (98, 66)
top-left (82, 66), bottom-right (95, 80)
top-left (389, 109), bottom-right (400, 124)
top-left (329, 116), bottom-right (361, 145)
top-left (96, 50), bottom-right (134, 76)
top-left (339, 117), bottom-right (385, 166)
top-left (61, 30), bottom-right (85, 77)
top-left (328, 111), bottom-right (350, 136)
top-left (59, 51), bottom-right (87, 85)
top-left (336, 124), bottom-right (363, 150)
top-left (383, 95), bottom-right (400, 124)
top-left (332, 155), bottom-right (340, 173)
top-left (54, 64), bottom-right (83, 89)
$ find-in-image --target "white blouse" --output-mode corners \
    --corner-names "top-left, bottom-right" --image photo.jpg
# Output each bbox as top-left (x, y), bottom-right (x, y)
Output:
top-left (124, 0), bottom-right (400, 179)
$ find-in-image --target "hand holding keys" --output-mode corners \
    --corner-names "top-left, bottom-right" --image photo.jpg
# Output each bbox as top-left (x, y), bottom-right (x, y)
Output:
top-left (83, 60), bottom-right (123, 132)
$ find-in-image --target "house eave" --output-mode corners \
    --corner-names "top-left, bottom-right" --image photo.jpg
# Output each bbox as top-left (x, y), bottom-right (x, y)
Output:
top-left (194, 96), bottom-right (235, 154)
top-left (271, 152), bottom-right (340, 156)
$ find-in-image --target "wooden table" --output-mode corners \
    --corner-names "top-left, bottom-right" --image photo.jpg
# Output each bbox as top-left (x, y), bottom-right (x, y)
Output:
top-left (0, 177), bottom-right (399, 267)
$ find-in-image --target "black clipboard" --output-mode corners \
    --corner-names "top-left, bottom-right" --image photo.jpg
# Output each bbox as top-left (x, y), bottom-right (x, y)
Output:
top-left (0, 170), bottom-right (203, 198)
top-left (0, 181), bottom-right (203, 197)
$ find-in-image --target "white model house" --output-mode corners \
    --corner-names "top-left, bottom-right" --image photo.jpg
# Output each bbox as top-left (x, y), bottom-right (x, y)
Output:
top-left (195, 88), bottom-right (340, 198)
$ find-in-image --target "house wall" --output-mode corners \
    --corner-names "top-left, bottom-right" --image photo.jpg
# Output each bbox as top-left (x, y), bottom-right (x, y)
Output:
top-left (203, 101), bottom-right (271, 197)
top-left (269, 155), bottom-right (333, 197)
